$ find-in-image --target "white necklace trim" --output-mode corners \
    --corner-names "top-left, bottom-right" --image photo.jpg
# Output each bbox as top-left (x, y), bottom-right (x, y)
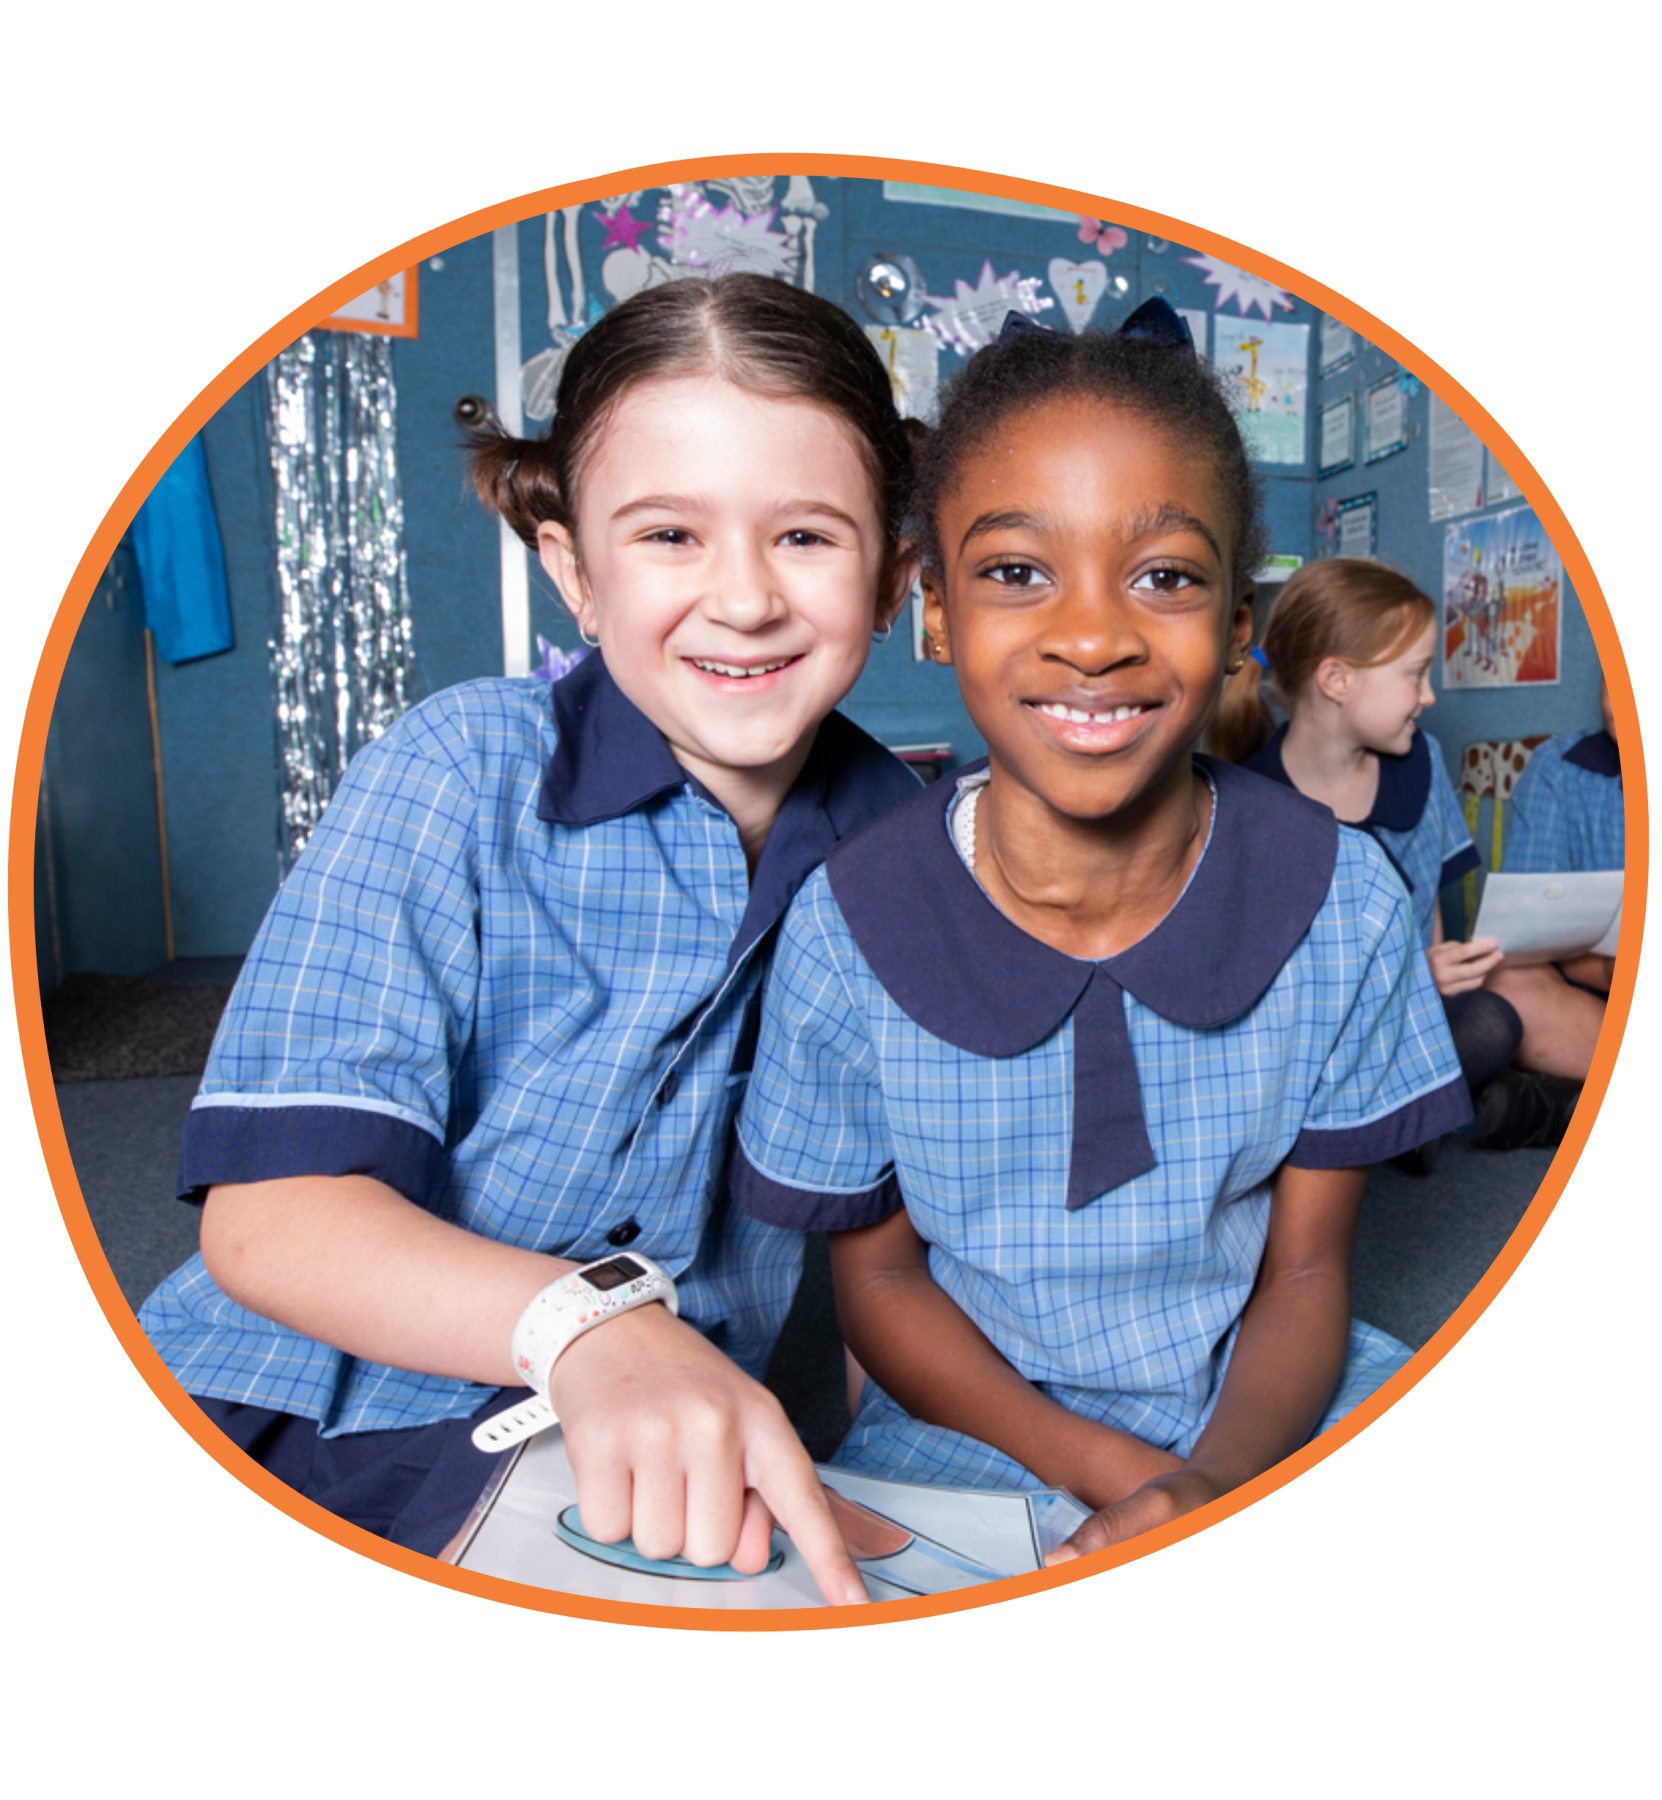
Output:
top-left (949, 772), bottom-right (989, 873)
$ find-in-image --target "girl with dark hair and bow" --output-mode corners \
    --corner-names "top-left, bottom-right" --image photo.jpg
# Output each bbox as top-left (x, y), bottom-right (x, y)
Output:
top-left (728, 303), bottom-right (1468, 1558)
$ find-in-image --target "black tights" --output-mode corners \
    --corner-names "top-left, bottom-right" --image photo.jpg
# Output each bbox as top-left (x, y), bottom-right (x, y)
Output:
top-left (1443, 989), bottom-right (1524, 1095)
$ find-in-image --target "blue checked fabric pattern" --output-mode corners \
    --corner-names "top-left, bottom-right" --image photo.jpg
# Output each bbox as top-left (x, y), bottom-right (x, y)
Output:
top-left (1371, 729), bottom-right (1480, 948)
top-left (735, 829), bottom-right (1452, 1481)
top-left (1503, 732), bottom-right (1625, 873)
top-left (140, 678), bottom-right (801, 1434)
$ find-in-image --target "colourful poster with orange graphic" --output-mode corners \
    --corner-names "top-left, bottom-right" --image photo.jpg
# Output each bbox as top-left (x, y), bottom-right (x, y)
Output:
top-left (1442, 505), bottom-right (1561, 688)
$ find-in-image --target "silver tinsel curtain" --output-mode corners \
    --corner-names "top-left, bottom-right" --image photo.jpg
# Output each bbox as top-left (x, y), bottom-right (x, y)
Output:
top-left (267, 331), bottom-right (416, 868)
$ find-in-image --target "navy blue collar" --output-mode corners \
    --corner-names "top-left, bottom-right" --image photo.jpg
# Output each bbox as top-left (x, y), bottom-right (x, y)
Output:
top-left (827, 758), bottom-right (1337, 1207)
top-left (1245, 722), bottom-right (1430, 833)
top-left (1564, 728), bottom-right (1621, 779)
top-left (539, 651), bottom-right (688, 826)
top-left (539, 651), bottom-right (918, 968)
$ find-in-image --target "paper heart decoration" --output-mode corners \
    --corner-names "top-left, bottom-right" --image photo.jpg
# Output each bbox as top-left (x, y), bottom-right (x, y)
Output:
top-left (1048, 259), bottom-right (1109, 334)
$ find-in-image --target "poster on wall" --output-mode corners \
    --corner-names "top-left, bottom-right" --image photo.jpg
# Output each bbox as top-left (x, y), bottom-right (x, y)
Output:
top-left (1213, 318), bottom-right (1309, 464)
top-left (881, 180), bottom-right (1076, 223)
top-left (322, 268), bottom-right (419, 338)
top-left (1442, 505), bottom-right (1562, 688)
top-left (1317, 394), bottom-right (1355, 475)
top-left (1318, 315), bottom-right (1355, 375)
top-left (1363, 374), bottom-right (1409, 462)
top-left (1336, 492), bottom-right (1377, 559)
top-left (1427, 393), bottom-right (1485, 520)
top-left (1486, 450), bottom-right (1521, 505)
top-left (865, 325), bottom-right (939, 420)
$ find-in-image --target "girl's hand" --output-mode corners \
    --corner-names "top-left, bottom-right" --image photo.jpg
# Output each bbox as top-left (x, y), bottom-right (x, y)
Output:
top-left (1427, 935), bottom-right (1503, 996)
top-left (549, 1300), bottom-right (869, 1606)
top-left (1044, 1467), bottom-right (1222, 1564)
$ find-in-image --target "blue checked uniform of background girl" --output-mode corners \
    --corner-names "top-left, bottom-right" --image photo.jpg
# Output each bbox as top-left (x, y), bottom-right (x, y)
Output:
top-left (730, 303), bottom-right (1468, 1546)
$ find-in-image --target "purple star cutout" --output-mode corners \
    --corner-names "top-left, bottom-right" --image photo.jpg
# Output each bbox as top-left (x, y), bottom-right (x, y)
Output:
top-left (596, 207), bottom-right (649, 253)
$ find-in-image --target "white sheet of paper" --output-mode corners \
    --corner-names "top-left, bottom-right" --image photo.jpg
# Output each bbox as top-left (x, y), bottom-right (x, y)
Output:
top-left (1593, 904), bottom-right (1621, 958)
top-left (1319, 314), bottom-right (1354, 372)
top-left (1319, 395), bottom-right (1353, 469)
top-left (1337, 497), bottom-right (1376, 559)
top-left (1473, 870), bottom-right (1623, 964)
top-left (1428, 392), bottom-right (1485, 520)
top-left (1367, 380), bottom-right (1406, 457)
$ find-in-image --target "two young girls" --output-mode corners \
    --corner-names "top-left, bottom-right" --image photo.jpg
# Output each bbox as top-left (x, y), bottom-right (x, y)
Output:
top-left (1214, 561), bottom-right (1526, 1162)
top-left (139, 274), bottom-right (922, 1604)
top-left (730, 306), bottom-right (1468, 1557)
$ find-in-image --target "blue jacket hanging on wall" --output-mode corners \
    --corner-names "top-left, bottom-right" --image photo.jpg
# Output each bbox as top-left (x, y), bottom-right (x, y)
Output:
top-left (129, 434), bottom-right (234, 663)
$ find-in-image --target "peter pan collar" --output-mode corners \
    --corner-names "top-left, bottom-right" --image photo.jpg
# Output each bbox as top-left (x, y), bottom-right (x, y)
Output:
top-left (539, 651), bottom-right (688, 826)
top-left (1564, 728), bottom-right (1621, 779)
top-left (827, 757), bottom-right (1337, 1208)
top-left (1246, 722), bottom-right (1430, 833)
top-left (539, 650), bottom-right (918, 968)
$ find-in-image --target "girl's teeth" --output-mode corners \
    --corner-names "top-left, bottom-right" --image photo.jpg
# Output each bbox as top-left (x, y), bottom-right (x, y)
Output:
top-left (1036, 702), bottom-right (1144, 724)
top-left (693, 659), bottom-right (790, 678)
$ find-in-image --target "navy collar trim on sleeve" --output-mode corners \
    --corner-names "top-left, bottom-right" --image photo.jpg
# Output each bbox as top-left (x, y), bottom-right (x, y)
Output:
top-left (537, 650), bottom-right (918, 968)
top-left (1564, 728), bottom-right (1621, 779)
top-left (827, 757), bottom-right (1338, 1207)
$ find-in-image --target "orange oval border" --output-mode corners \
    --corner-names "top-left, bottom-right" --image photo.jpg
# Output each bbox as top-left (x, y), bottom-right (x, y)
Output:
top-left (12, 153), bottom-right (1645, 1634)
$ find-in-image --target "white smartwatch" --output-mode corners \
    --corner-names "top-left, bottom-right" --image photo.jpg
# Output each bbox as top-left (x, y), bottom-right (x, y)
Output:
top-left (471, 1252), bottom-right (678, 1453)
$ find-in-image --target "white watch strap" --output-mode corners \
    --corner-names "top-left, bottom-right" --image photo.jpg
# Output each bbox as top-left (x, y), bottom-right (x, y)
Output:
top-left (472, 1253), bottom-right (677, 1453)
top-left (471, 1392), bottom-right (558, 1453)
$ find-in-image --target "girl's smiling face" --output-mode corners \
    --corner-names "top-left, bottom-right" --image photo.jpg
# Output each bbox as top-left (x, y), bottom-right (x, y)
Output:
top-left (925, 395), bottom-right (1250, 826)
top-left (539, 375), bottom-right (908, 814)
top-left (1326, 617), bottom-right (1437, 756)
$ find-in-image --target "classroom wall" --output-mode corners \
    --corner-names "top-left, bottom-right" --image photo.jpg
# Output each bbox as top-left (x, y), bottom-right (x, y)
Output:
top-left (40, 175), bottom-right (1602, 976)
top-left (1311, 338), bottom-right (1601, 777)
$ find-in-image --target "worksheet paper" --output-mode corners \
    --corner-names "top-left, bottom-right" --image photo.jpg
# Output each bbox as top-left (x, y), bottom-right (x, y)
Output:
top-left (449, 1427), bottom-right (1093, 1610)
top-left (1473, 870), bottom-right (1623, 963)
top-left (1428, 392), bottom-right (1485, 520)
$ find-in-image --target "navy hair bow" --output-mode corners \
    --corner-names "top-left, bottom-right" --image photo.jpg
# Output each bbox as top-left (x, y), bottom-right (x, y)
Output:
top-left (994, 294), bottom-right (1197, 355)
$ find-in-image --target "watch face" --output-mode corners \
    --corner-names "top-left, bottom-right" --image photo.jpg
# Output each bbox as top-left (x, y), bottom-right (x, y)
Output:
top-left (582, 1255), bottom-right (647, 1292)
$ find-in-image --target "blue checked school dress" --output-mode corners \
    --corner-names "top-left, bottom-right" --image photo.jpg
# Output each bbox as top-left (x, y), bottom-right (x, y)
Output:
top-left (1246, 724), bottom-right (1524, 1097)
top-left (729, 758), bottom-right (1469, 1493)
top-left (1503, 728), bottom-right (1625, 874)
top-left (1246, 725), bottom-right (1479, 950)
top-left (138, 654), bottom-right (917, 1543)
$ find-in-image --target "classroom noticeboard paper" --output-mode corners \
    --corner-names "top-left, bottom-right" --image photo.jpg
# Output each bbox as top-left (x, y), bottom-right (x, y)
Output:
top-left (1428, 391), bottom-right (1485, 521)
top-left (1442, 504), bottom-right (1562, 688)
top-left (1213, 317), bottom-right (1309, 464)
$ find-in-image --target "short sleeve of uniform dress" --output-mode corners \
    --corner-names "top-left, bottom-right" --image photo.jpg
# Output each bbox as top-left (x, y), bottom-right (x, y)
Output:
top-left (732, 759), bottom-right (1468, 1483)
top-left (1504, 729), bottom-right (1625, 874)
top-left (139, 656), bottom-right (917, 1436)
